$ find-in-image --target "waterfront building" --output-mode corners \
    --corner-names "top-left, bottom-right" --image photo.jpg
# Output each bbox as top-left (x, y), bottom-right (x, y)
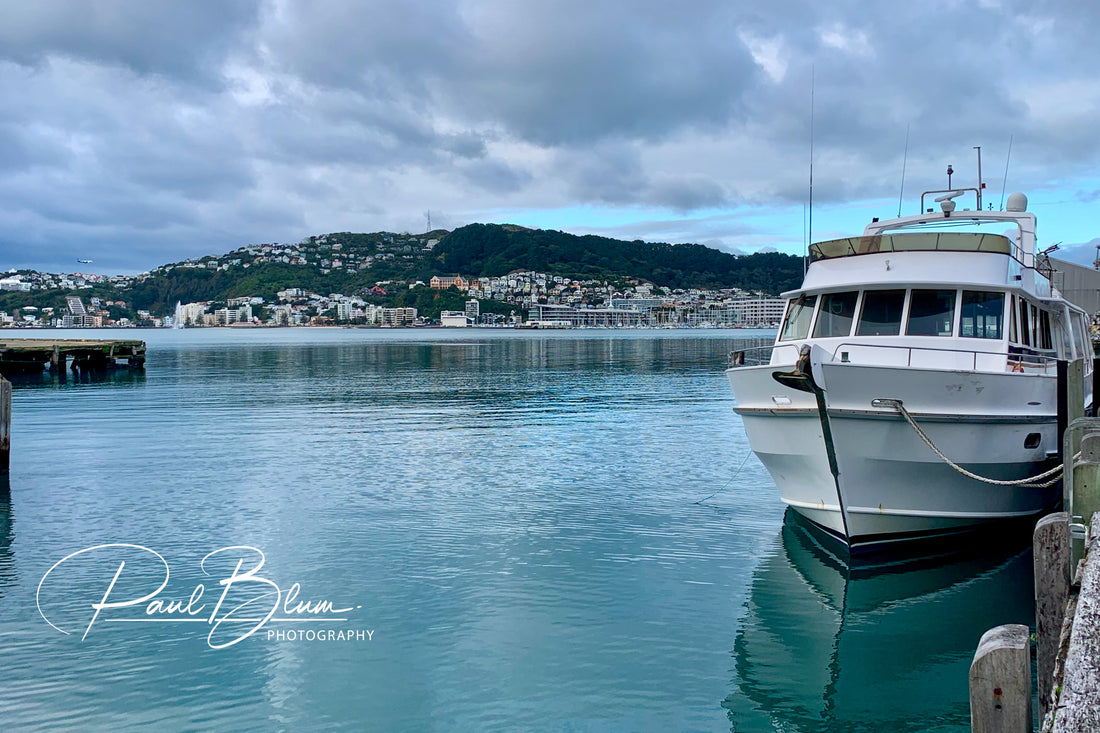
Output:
top-left (465, 299), bottom-right (480, 321)
top-left (728, 297), bottom-right (786, 327)
top-left (440, 311), bottom-right (469, 327)
top-left (179, 302), bottom-right (209, 326)
top-left (529, 303), bottom-right (645, 327)
top-left (380, 307), bottom-right (418, 326)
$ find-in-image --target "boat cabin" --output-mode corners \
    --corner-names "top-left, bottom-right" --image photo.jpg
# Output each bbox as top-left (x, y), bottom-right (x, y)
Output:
top-left (771, 202), bottom-right (1094, 373)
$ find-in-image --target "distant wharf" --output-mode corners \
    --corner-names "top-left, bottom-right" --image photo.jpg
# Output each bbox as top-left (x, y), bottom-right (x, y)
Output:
top-left (0, 338), bottom-right (146, 374)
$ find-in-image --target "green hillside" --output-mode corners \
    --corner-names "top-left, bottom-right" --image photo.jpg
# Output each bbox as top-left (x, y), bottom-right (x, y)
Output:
top-left (429, 224), bottom-right (803, 292)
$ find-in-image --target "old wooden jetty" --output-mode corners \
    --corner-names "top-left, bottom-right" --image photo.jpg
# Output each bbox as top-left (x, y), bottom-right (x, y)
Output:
top-left (970, 415), bottom-right (1100, 732)
top-left (0, 338), bottom-right (145, 374)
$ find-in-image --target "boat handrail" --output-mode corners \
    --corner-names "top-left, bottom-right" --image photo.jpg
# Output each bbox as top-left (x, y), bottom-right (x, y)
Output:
top-left (728, 344), bottom-right (776, 367)
top-left (829, 341), bottom-right (1058, 372)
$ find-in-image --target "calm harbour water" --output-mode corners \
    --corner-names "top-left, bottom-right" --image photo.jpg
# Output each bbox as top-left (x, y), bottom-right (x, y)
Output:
top-left (0, 328), bottom-right (1034, 732)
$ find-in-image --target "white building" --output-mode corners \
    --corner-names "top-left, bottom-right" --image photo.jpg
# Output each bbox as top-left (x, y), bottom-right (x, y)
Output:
top-left (0, 276), bottom-right (30, 291)
top-left (380, 307), bottom-right (417, 327)
top-left (440, 310), bottom-right (469, 327)
top-left (179, 302), bottom-right (210, 326)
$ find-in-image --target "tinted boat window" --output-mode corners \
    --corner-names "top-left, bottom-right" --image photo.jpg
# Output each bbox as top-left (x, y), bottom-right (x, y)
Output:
top-left (856, 290), bottom-right (905, 336)
top-left (813, 291), bottom-right (859, 337)
top-left (1009, 295), bottom-right (1018, 343)
top-left (1039, 310), bottom-right (1053, 349)
top-left (1018, 299), bottom-right (1031, 346)
top-left (779, 295), bottom-right (817, 341)
top-left (907, 289), bottom-right (956, 336)
top-left (960, 291), bottom-right (1004, 339)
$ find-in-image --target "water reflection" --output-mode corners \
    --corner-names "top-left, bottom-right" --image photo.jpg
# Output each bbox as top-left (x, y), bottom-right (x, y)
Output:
top-left (4, 369), bottom-right (146, 390)
top-left (725, 510), bottom-right (1034, 732)
top-left (0, 472), bottom-right (12, 594)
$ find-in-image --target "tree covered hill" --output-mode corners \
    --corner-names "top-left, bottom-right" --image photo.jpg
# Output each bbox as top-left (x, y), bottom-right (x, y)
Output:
top-left (430, 224), bottom-right (802, 293)
top-left (2, 224), bottom-right (803, 317)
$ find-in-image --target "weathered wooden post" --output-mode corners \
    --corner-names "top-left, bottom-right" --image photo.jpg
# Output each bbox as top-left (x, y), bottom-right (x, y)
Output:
top-left (1093, 356), bottom-right (1100, 415)
top-left (1058, 360), bottom-right (1069, 457)
top-left (1073, 432), bottom-right (1100, 528)
top-left (0, 376), bottom-right (9, 471)
top-left (1048, 514), bottom-right (1100, 732)
top-left (1067, 360), bottom-right (1085, 448)
top-left (970, 624), bottom-right (1032, 733)
top-left (1034, 512), bottom-right (1070, 720)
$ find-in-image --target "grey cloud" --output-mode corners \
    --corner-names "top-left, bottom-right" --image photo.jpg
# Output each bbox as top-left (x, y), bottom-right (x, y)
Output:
top-left (455, 158), bottom-right (531, 195)
top-left (647, 177), bottom-right (728, 211)
top-left (4, 0), bottom-right (1100, 271)
top-left (556, 143), bottom-right (648, 205)
top-left (0, 0), bottom-right (261, 84)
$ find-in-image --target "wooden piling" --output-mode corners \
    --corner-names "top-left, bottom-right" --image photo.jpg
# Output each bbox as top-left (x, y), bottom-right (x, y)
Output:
top-left (970, 624), bottom-right (1032, 733)
top-left (1093, 357), bottom-right (1100, 415)
top-left (1058, 360), bottom-right (1069, 458)
top-left (1067, 360), bottom-right (1085, 451)
top-left (1075, 433), bottom-right (1100, 528)
top-left (0, 377), bottom-right (9, 471)
top-left (1034, 512), bottom-right (1070, 719)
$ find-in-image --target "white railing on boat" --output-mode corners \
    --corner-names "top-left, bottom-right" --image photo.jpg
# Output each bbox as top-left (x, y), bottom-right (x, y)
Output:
top-left (728, 341), bottom-right (1058, 373)
top-left (728, 344), bottom-right (776, 367)
top-left (828, 342), bottom-right (1057, 374)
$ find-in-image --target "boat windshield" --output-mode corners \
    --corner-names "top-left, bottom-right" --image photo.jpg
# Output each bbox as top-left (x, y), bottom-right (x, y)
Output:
top-left (907, 290), bottom-right (956, 337)
top-left (856, 290), bottom-right (905, 336)
top-left (779, 296), bottom-right (816, 341)
top-left (810, 232), bottom-right (1013, 262)
top-left (813, 292), bottom-right (859, 337)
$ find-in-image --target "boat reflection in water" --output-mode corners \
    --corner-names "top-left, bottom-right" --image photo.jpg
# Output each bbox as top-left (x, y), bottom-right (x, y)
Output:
top-left (724, 510), bottom-right (1034, 732)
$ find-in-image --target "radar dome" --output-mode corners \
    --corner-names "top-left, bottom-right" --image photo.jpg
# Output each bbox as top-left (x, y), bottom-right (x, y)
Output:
top-left (1006, 192), bottom-right (1028, 212)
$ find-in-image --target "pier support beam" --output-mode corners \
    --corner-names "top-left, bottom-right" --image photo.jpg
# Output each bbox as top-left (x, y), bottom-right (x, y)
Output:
top-left (970, 624), bottom-right (1032, 733)
top-left (0, 377), bottom-right (9, 471)
top-left (1034, 512), bottom-right (1070, 719)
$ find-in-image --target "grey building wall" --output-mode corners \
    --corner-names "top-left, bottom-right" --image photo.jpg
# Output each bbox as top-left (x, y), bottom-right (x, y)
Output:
top-left (1051, 257), bottom-right (1100, 316)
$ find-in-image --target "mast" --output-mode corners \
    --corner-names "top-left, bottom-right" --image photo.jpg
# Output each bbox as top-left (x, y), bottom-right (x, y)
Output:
top-left (974, 146), bottom-right (983, 210)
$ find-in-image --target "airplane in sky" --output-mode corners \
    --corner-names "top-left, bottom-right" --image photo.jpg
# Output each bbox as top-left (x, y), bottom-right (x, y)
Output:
top-left (76, 259), bottom-right (92, 264)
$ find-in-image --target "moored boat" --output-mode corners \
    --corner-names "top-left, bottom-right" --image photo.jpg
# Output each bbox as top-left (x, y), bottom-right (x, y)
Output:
top-left (727, 177), bottom-right (1094, 552)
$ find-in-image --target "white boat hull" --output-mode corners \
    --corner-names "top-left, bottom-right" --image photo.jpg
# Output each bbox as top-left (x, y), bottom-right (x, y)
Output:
top-left (728, 361), bottom-right (1060, 549)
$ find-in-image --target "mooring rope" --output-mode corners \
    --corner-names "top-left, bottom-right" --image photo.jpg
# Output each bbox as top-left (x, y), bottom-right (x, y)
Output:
top-left (877, 398), bottom-right (1069, 489)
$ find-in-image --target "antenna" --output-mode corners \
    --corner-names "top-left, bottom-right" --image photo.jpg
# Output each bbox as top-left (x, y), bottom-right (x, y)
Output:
top-left (898, 124), bottom-right (910, 217)
top-left (999, 135), bottom-right (1013, 210)
top-left (424, 210), bottom-right (432, 233)
top-left (973, 145), bottom-right (983, 210)
top-left (806, 66), bottom-right (814, 277)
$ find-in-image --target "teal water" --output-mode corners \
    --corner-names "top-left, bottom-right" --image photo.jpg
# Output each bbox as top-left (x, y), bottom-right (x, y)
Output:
top-left (0, 329), bottom-right (1034, 731)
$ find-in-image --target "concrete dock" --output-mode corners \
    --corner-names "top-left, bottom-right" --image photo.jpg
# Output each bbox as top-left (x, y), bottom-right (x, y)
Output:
top-left (0, 338), bottom-right (145, 374)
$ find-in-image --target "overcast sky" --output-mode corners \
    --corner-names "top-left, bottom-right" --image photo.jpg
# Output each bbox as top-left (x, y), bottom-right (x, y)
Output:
top-left (3, 0), bottom-right (1100, 274)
